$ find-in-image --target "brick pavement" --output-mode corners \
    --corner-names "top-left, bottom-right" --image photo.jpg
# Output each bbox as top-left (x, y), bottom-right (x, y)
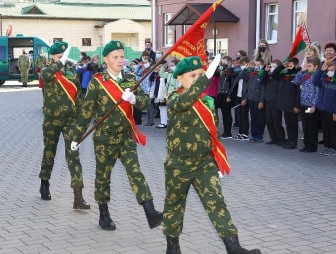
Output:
top-left (0, 87), bottom-right (335, 254)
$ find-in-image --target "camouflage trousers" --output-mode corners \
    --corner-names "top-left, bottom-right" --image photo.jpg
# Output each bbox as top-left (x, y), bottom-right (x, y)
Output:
top-left (163, 154), bottom-right (238, 238)
top-left (20, 68), bottom-right (29, 83)
top-left (39, 117), bottom-right (84, 188)
top-left (94, 137), bottom-right (153, 205)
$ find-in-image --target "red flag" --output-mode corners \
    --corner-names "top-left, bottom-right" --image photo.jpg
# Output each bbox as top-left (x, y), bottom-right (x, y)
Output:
top-left (167, 0), bottom-right (224, 70)
top-left (6, 23), bottom-right (12, 37)
top-left (287, 23), bottom-right (310, 60)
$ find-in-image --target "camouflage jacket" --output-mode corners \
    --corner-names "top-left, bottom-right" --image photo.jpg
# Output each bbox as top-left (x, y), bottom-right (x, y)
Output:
top-left (36, 55), bottom-right (47, 70)
top-left (18, 54), bottom-right (29, 70)
top-left (41, 60), bottom-right (82, 119)
top-left (73, 69), bottom-right (150, 143)
top-left (167, 75), bottom-right (217, 158)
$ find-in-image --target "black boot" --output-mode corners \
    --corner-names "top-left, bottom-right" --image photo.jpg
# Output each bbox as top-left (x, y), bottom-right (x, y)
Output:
top-left (73, 186), bottom-right (90, 210)
top-left (98, 203), bottom-right (116, 231)
top-left (40, 179), bottom-right (51, 200)
top-left (142, 199), bottom-right (163, 228)
top-left (223, 235), bottom-right (261, 254)
top-left (166, 236), bottom-right (182, 254)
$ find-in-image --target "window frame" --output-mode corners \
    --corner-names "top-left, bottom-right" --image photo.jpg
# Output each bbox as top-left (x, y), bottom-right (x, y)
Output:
top-left (82, 38), bottom-right (92, 46)
top-left (163, 13), bottom-right (173, 47)
top-left (292, 0), bottom-right (307, 41)
top-left (265, 3), bottom-right (278, 44)
top-left (53, 38), bottom-right (63, 43)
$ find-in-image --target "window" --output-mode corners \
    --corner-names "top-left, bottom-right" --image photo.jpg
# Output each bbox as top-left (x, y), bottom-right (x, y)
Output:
top-left (164, 13), bottom-right (174, 47)
top-left (53, 38), bottom-right (63, 43)
top-left (265, 3), bottom-right (278, 42)
top-left (292, 0), bottom-right (307, 41)
top-left (82, 38), bottom-right (92, 46)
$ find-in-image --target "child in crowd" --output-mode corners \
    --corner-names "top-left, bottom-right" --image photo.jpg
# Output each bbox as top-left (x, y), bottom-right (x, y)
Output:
top-left (294, 57), bottom-right (321, 152)
top-left (272, 57), bottom-right (301, 149)
top-left (158, 59), bottom-right (180, 128)
top-left (265, 59), bottom-right (286, 145)
top-left (163, 55), bottom-right (261, 254)
top-left (204, 56), bottom-right (221, 120)
top-left (314, 61), bottom-right (336, 155)
top-left (245, 59), bottom-right (268, 143)
top-left (227, 56), bottom-right (250, 141)
top-left (134, 51), bottom-right (153, 126)
top-left (217, 56), bottom-right (234, 139)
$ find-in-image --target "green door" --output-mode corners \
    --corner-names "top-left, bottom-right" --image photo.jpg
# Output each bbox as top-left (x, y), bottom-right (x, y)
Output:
top-left (0, 37), bottom-right (9, 81)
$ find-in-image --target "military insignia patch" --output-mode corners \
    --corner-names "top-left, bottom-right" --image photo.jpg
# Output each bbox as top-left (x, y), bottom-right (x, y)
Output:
top-left (62, 45), bottom-right (65, 50)
top-left (193, 60), bottom-right (198, 65)
top-left (117, 42), bottom-right (121, 47)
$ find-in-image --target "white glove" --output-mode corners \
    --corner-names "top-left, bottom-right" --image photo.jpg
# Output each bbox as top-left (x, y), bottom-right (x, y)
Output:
top-left (218, 171), bottom-right (224, 178)
top-left (205, 54), bottom-right (221, 79)
top-left (71, 141), bottom-right (79, 151)
top-left (122, 88), bottom-right (136, 104)
top-left (60, 46), bottom-right (71, 65)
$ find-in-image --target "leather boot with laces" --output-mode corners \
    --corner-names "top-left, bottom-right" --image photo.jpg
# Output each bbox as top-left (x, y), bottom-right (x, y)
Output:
top-left (142, 199), bottom-right (163, 228)
top-left (99, 203), bottom-right (116, 231)
top-left (73, 186), bottom-right (90, 210)
top-left (223, 234), bottom-right (261, 254)
top-left (40, 179), bottom-right (51, 200)
top-left (166, 236), bottom-right (182, 254)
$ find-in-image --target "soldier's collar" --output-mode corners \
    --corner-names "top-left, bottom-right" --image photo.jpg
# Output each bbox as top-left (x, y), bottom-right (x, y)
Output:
top-left (106, 69), bottom-right (122, 82)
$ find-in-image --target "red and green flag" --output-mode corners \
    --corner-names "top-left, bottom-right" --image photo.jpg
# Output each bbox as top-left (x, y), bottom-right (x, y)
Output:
top-left (286, 23), bottom-right (310, 60)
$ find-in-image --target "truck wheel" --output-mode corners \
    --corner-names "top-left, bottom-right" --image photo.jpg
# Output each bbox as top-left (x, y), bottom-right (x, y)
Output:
top-left (0, 80), bottom-right (5, 86)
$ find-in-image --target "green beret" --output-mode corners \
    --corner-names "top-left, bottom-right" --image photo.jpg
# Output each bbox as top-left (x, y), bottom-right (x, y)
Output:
top-left (173, 56), bottom-right (203, 79)
top-left (48, 41), bottom-right (68, 55)
top-left (102, 40), bottom-right (124, 56)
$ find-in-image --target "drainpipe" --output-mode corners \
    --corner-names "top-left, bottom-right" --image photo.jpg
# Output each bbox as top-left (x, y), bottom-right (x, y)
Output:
top-left (152, 0), bottom-right (157, 51)
top-left (256, 0), bottom-right (261, 47)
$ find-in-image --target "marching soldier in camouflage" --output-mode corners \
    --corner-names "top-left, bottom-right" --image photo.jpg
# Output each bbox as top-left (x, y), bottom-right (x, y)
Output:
top-left (71, 40), bottom-right (162, 231)
top-left (18, 49), bottom-right (30, 87)
top-left (163, 56), bottom-right (261, 254)
top-left (39, 41), bottom-right (90, 210)
top-left (36, 50), bottom-right (47, 96)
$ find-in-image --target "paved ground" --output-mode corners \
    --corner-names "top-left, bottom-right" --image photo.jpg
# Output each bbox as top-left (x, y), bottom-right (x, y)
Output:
top-left (0, 84), bottom-right (335, 254)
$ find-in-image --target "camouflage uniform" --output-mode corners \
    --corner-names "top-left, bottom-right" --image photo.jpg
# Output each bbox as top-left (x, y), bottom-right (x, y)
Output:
top-left (73, 69), bottom-right (153, 205)
top-left (163, 75), bottom-right (238, 238)
top-left (36, 55), bottom-right (47, 70)
top-left (18, 53), bottom-right (30, 83)
top-left (39, 60), bottom-right (84, 188)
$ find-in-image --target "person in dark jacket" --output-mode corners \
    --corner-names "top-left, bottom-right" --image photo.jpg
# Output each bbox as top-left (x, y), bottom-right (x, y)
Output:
top-left (216, 56), bottom-right (233, 139)
top-left (245, 59), bottom-right (268, 143)
top-left (272, 57), bottom-right (301, 149)
top-left (265, 60), bottom-right (286, 145)
top-left (314, 61), bottom-right (336, 155)
top-left (227, 57), bottom-right (250, 141)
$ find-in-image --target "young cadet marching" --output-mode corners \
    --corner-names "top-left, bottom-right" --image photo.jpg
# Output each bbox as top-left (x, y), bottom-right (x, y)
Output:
top-left (70, 40), bottom-right (163, 231)
top-left (163, 55), bottom-right (261, 254)
top-left (39, 41), bottom-right (90, 210)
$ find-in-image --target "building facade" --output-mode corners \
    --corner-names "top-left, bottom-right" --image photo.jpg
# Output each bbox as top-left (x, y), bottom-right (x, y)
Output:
top-left (0, 0), bottom-right (152, 60)
top-left (151, 0), bottom-right (336, 61)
